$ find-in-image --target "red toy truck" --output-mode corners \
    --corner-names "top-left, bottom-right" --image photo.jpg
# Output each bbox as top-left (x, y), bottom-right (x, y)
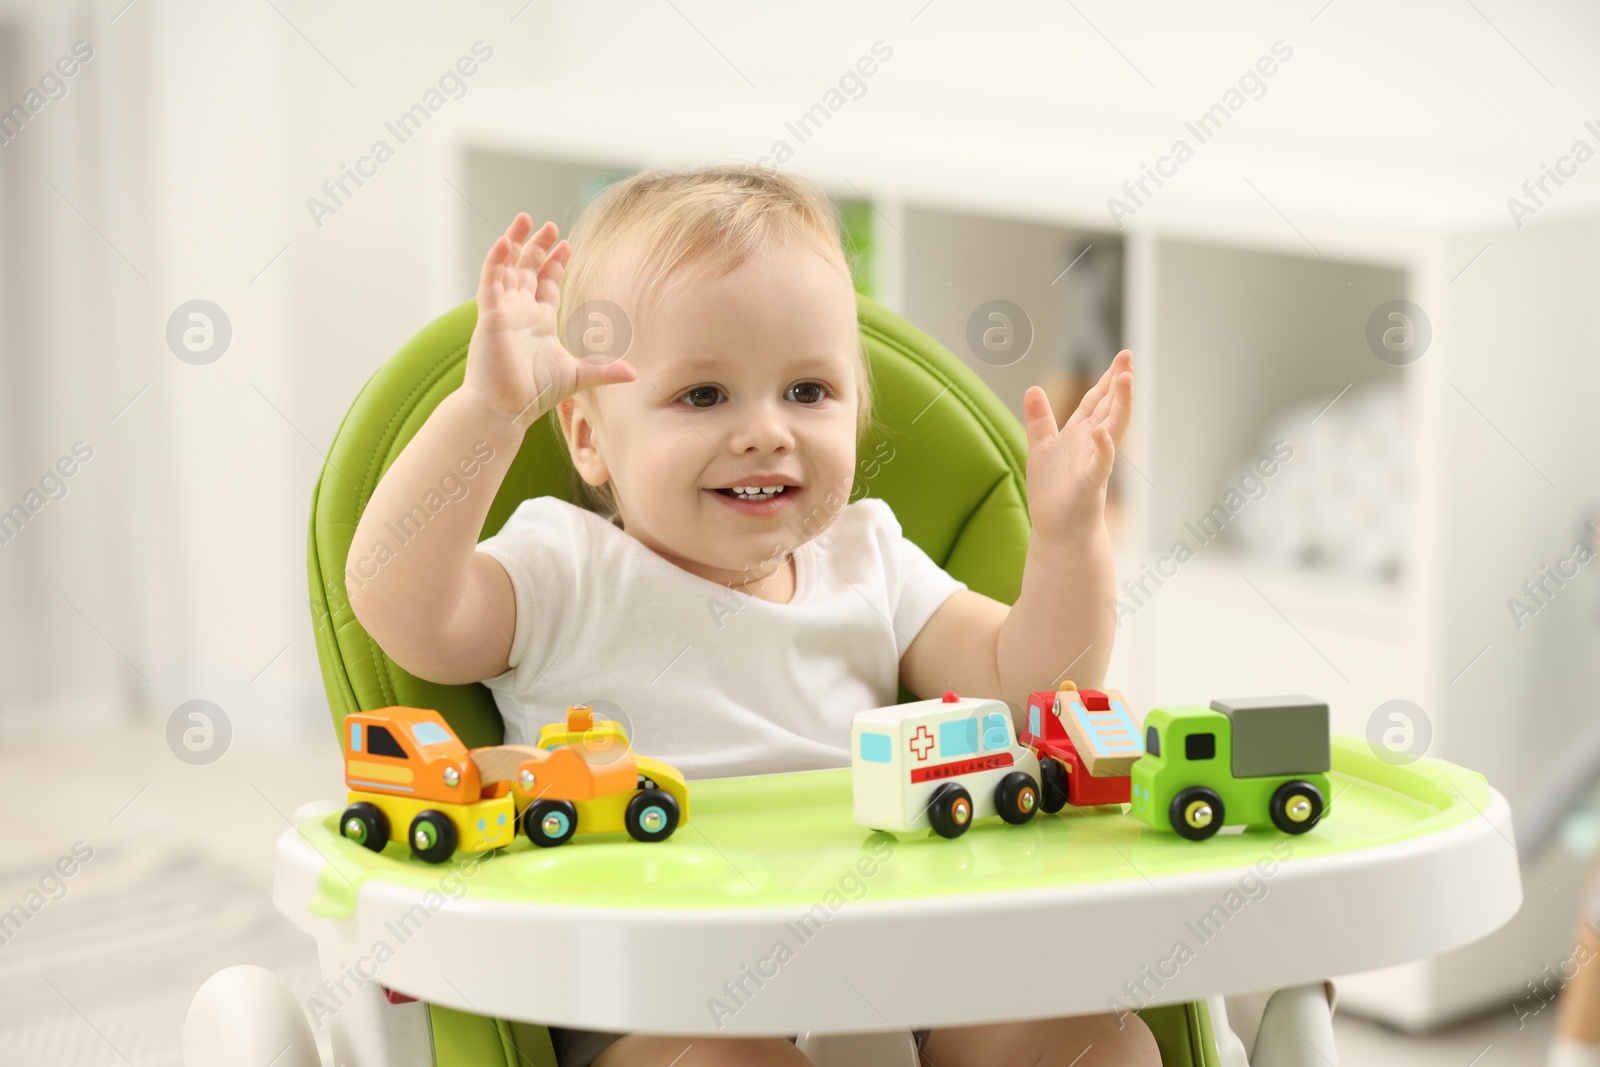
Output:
top-left (1021, 682), bottom-right (1137, 810)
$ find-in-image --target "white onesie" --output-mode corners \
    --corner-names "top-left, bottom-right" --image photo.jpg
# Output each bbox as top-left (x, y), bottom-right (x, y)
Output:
top-left (477, 495), bottom-right (968, 780)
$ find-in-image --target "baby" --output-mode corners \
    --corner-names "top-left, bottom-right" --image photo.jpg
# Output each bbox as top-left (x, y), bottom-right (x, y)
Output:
top-left (348, 166), bottom-right (1149, 1067)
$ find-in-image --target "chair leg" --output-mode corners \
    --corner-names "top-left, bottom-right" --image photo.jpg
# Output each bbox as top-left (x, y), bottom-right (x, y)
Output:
top-left (313, 943), bottom-right (435, 1067)
top-left (795, 1029), bottom-right (920, 1067)
top-left (183, 965), bottom-right (324, 1067)
top-left (1248, 983), bottom-right (1337, 1067)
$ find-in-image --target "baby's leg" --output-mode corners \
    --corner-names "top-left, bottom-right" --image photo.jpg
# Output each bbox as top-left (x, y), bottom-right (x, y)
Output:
top-left (921, 1010), bottom-right (1159, 1067)
top-left (595, 1033), bottom-right (813, 1067)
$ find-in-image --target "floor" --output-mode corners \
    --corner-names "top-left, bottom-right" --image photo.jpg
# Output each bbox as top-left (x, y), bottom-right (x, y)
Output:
top-left (1333, 1007), bottom-right (1554, 1066)
top-left (0, 719), bottom-right (1569, 1065)
top-left (1, 719), bottom-right (340, 1067)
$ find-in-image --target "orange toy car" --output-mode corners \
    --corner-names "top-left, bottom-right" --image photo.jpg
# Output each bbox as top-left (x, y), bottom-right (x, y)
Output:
top-left (338, 706), bottom-right (518, 863)
top-left (511, 704), bottom-right (690, 848)
top-left (337, 704), bottom-right (690, 863)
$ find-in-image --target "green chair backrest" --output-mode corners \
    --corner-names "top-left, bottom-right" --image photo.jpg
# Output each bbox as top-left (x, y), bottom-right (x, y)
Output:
top-left (309, 292), bottom-right (1032, 747)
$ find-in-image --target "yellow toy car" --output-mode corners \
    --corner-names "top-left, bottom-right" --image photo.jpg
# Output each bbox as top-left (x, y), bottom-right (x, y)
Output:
top-left (337, 704), bottom-right (690, 862)
top-left (513, 704), bottom-right (690, 847)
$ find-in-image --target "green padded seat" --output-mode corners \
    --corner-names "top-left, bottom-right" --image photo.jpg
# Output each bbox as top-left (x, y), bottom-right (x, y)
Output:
top-left (307, 292), bottom-right (1219, 1066)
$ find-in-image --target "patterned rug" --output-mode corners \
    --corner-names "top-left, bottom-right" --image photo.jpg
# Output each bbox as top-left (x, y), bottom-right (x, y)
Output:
top-left (0, 843), bottom-right (321, 1066)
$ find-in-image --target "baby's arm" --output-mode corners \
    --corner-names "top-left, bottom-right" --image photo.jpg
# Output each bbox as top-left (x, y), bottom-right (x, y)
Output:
top-left (346, 214), bottom-right (635, 684)
top-left (900, 352), bottom-right (1133, 715)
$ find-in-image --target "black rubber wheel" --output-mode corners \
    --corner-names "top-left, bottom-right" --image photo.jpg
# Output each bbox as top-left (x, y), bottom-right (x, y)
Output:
top-left (340, 802), bottom-right (389, 853)
top-left (625, 789), bottom-right (681, 843)
top-left (995, 771), bottom-right (1040, 825)
top-left (1168, 786), bottom-right (1225, 841)
top-left (524, 799), bottom-right (579, 847)
top-left (927, 782), bottom-right (974, 839)
top-left (408, 810), bottom-right (458, 864)
top-left (1269, 780), bottom-right (1325, 835)
top-left (1038, 759), bottom-right (1069, 814)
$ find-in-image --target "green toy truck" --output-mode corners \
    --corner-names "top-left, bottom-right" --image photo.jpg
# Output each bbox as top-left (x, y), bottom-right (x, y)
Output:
top-left (1129, 696), bottom-right (1331, 840)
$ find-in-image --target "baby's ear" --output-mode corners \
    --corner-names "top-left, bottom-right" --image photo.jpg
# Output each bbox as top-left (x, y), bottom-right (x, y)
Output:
top-left (559, 396), bottom-right (610, 487)
top-left (556, 396), bottom-right (594, 446)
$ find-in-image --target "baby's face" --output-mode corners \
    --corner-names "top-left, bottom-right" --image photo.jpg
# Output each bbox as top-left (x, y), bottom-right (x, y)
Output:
top-left (565, 242), bottom-right (862, 586)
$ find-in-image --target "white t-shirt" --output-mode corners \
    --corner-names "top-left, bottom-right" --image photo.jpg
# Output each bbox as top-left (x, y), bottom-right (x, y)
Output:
top-left (477, 496), bottom-right (968, 780)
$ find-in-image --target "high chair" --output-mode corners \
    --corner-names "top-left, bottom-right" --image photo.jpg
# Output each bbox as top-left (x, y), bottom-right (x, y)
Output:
top-left (183, 294), bottom-right (1522, 1067)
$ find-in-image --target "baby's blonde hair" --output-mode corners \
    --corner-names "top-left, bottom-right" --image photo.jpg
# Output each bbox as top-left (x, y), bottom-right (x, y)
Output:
top-left (553, 164), bottom-right (874, 521)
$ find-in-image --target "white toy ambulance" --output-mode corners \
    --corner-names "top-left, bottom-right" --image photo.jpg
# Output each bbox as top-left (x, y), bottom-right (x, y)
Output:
top-left (851, 692), bottom-right (1043, 838)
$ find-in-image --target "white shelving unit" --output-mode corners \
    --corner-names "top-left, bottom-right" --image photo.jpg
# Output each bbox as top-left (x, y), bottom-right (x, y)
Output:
top-left (1116, 236), bottom-right (1414, 724)
top-left (421, 87), bottom-right (1600, 1030)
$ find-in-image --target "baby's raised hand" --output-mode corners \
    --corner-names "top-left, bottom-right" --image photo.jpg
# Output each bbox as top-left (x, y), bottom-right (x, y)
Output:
top-left (463, 213), bottom-right (637, 426)
top-left (1021, 351), bottom-right (1133, 545)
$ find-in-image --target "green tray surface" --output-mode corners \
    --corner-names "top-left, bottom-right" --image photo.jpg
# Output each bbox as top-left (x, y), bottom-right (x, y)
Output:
top-left (303, 735), bottom-right (1489, 916)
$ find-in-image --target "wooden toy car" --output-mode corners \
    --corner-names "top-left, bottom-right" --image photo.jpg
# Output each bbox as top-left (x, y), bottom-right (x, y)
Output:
top-left (1129, 696), bottom-right (1331, 840)
top-left (338, 706), bottom-right (518, 864)
top-left (337, 704), bottom-right (691, 862)
top-left (511, 704), bottom-right (691, 848)
top-left (852, 692), bottom-right (1042, 838)
top-left (1022, 683), bottom-right (1138, 811)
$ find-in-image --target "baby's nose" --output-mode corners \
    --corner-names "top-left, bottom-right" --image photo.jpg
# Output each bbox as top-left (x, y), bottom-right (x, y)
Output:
top-left (729, 400), bottom-right (795, 452)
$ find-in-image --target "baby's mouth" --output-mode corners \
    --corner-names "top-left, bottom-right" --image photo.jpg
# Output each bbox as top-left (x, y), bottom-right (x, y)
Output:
top-left (713, 485), bottom-right (794, 501)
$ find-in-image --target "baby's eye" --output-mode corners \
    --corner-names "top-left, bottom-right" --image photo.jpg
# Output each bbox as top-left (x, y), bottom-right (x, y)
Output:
top-left (679, 386), bottom-right (724, 409)
top-left (786, 381), bottom-right (828, 405)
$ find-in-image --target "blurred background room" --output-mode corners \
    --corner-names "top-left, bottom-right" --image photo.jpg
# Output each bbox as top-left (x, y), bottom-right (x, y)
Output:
top-left (3, 1), bottom-right (1600, 1064)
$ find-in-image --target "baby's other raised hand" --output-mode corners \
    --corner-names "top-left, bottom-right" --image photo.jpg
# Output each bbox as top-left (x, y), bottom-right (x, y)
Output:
top-left (1021, 350), bottom-right (1133, 546)
top-left (463, 213), bottom-right (638, 426)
